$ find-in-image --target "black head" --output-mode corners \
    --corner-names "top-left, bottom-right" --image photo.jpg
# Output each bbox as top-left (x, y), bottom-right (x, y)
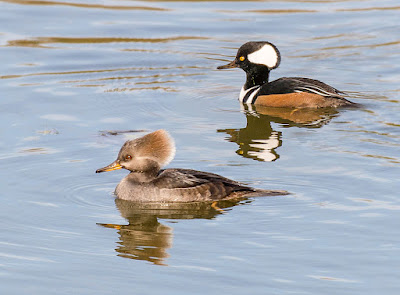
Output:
top-left (217, 41), bottom-right (281, 72)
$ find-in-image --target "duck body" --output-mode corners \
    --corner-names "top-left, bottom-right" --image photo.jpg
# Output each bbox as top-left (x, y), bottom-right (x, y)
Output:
top-left (116, 168), bottom-right (284, 202)
top-left (240, 76), bottom-right (353, 108)
top-left (218, 41), bottom-right (356, 108)
top-left (96, 130), bottom-right (288, 202)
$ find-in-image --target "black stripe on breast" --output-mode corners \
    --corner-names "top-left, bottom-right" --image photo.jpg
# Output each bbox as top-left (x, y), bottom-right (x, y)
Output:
top-left (250, 92), bottom-right (259, 104)
top-left (243, 87), bottom-right (260, 104)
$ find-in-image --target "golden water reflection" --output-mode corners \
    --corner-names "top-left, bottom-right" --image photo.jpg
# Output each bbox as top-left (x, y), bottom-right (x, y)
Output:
top-left (1, 0), bottom-right (169, 11)
top-left (6, 36), bottom-right (208, 48)
top-left (218, 105), bottom-right (339, 162)
top-left (98, 198), bottom-right (249, 265)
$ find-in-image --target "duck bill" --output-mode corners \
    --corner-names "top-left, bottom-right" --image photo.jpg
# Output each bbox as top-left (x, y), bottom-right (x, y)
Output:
top-left (217, 60), bottom-right (238, 69)
top-left (96, 160), bottom-right (122, 173)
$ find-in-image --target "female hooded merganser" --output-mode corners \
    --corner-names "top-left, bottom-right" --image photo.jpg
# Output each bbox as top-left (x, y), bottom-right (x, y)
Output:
top-left (217, 41), bottom-right (356, 108)
top-left (96, 130), bottom-right (288, 202)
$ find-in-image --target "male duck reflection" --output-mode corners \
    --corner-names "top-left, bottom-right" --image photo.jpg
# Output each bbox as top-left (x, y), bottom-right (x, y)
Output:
top-left (217, 41), bottom-right (356, 108)
top-left (96, 130), bottom-right (288, 202)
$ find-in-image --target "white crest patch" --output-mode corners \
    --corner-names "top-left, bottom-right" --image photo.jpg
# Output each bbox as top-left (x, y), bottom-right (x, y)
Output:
top-left (247, 44), bottom-right (279, 69)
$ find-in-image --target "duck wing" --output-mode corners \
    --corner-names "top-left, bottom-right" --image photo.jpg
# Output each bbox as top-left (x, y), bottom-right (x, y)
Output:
top-left (265, 77), bottom-right (345, 99)
top-left (155, 169), bottom-right (287, 201)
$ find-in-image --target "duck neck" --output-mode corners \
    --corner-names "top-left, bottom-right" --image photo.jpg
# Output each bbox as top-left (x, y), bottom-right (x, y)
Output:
top-left (244, 66), bottom-right (270, 90)
top-left (126, 169), bottom-right (159, 183)
top-left (126, 160), bottom-right (161, 183)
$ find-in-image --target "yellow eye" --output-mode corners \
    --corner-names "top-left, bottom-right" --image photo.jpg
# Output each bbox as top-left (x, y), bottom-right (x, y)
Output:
top-left (125, 155), bottom-right (132, 160)
top-left (239, 56), bottom-right (245, 61)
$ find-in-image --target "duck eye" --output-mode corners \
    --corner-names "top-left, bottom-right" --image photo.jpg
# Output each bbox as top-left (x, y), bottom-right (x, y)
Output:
top-left (125, 155), bottom-right (132, 160)
top-left (239, 56), bottom-right (245, 61)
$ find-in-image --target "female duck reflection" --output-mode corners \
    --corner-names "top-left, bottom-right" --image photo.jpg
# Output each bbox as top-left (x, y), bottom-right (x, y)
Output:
top-left (218, 105), bottom-right (340, 162)
top-left (98, 198), bottom-right (250, 265)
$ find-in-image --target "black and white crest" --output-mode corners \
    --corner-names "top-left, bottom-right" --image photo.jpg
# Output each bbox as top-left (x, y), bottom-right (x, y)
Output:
top-left (240, 41), bottom-right (281, 70)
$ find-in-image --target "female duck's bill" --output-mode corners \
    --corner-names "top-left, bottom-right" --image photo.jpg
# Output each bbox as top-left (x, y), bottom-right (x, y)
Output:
top-left (96, 161), bottom-right (122, 173)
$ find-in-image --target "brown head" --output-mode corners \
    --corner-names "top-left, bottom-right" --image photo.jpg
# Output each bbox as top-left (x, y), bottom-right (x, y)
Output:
top-left (96, 129), bottom-right (176, 175)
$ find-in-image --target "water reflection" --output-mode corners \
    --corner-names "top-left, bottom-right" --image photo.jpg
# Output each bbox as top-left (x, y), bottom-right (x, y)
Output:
top-left (1, 0), bottom-right (169, 11)
top-left (218, 104), bottom-right (339, 162)
top-left (98, 198), bottom-right (250, 266)
top-left (6, 36), bottom-right (207, 48)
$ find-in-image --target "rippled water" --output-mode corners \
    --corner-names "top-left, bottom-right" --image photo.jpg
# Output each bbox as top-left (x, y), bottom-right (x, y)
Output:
top-left (1, 0), bottom-right (399, 294)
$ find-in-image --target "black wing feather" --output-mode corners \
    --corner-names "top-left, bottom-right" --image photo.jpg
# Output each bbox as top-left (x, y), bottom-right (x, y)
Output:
top-left (262, 77), bottom-right (345, 98)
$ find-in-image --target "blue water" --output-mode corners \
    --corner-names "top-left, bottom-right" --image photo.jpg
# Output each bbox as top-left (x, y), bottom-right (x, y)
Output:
top-left (1, 0), bottom-right (399, 294)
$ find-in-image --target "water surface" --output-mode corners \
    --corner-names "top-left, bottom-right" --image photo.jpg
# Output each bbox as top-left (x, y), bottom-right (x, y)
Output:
top-left (1, 0), bottom-right (399, 294)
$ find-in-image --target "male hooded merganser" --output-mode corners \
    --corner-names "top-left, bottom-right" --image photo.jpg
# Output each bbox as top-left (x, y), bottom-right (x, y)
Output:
top-left (217, 41), bottom-right (356, 108)
top-left (96, 130), bottom-right (288, 202)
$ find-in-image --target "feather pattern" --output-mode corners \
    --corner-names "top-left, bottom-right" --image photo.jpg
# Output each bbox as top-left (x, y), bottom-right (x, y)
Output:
top-left (293, 86), bottom-right (344, 98)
